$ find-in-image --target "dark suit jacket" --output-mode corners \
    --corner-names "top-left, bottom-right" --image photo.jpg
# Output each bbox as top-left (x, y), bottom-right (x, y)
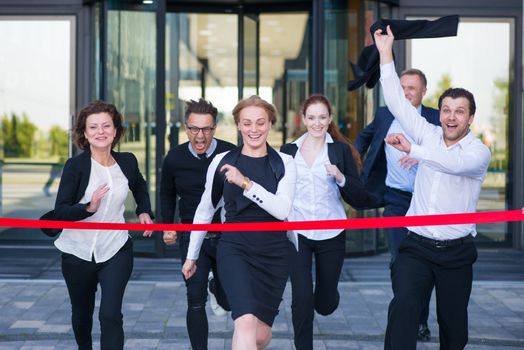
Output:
top-left (53, 149), bottom-right (153, 222)
top-left (355, 105), bottom-right (440, 208)
top-left (348, 15), bottom-right (459, 90)
top-left (280, 140), bottom-right (378, 209)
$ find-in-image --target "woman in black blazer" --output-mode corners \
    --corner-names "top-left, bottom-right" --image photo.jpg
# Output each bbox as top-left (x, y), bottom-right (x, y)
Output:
top-left (52, 101), bottom-right (153, 350)
top-left (281, 94), bottom-right (377, 350)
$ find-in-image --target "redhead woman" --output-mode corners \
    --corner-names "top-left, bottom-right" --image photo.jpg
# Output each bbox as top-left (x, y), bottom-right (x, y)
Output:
top-left (281, 94), bottom-right (377, 350)
top-left (52, 101), bottom-right (153, 350)
top-left (182, 95), bottom-right (296, 350)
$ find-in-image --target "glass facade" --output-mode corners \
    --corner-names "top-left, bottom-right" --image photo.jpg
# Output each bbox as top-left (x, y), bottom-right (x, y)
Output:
top-left (322, 0), bottom-right (393, 254)
top-left (103, 8), bottom-right (159, 254)
top-left (1, 0), bottom-right (522, 254)
top-left (0, 16), bottom-right (74, 243)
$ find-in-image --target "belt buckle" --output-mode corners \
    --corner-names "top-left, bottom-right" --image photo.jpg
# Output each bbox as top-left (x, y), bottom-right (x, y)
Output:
top-left (434, 240), bottom-right (447, 248)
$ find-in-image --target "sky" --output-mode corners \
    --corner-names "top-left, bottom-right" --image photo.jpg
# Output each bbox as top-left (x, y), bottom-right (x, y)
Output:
top-left (0, 19), bottom-right (72, 131)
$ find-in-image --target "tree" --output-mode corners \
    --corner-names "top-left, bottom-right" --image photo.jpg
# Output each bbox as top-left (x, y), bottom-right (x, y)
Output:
top-left (48, 125), bottom-right (69, 157)
top-left (0, 113), bottom-right (38, 157)
top-left (423, 73), bottom-right (453, 109)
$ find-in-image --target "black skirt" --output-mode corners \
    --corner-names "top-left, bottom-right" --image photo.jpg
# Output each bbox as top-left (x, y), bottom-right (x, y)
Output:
top-left (218, 153), bottom-right (290, 326)
top-left (217, 232), bottom-right (289, 326)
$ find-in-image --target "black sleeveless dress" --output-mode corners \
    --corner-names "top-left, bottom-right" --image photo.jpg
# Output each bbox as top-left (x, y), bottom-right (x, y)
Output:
top-left (217, 153), bottom-right (290, 326)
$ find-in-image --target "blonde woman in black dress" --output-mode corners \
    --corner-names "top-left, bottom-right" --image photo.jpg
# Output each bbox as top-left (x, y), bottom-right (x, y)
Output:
top-left (182, 95), bottom-right (297, 350)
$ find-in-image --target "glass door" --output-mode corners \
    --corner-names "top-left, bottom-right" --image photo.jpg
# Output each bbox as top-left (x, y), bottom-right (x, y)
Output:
top-left (166, 12), bottom-right (239, 147)
top-left (105, 6), bottom-right (158, 254)
top-left (256, 12), bottom-right (310, 147)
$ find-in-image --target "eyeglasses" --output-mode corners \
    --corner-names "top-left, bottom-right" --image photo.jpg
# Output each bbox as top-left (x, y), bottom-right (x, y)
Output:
top-left (186, 125), bottom-right (216, 135)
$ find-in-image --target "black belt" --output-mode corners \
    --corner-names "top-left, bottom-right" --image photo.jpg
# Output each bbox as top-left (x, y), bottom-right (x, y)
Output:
top-left (205, 232), bottom-right (221, 239)
top-left (386, 186), bottom-right (412, 198)
top-left (408, 231), bottom-right (473, 248)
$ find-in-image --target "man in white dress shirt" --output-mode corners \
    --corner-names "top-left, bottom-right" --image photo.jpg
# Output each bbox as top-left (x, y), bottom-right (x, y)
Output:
top-left (374, 25), bottom-right (491, 350)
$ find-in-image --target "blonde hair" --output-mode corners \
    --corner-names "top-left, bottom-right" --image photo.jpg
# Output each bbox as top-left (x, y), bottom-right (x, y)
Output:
top-left (232, 95), bottom-right (277, 124)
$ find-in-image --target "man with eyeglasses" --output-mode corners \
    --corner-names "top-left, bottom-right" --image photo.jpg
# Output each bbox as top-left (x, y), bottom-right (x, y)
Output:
top-left (160, 98), bottom-right (236, 350)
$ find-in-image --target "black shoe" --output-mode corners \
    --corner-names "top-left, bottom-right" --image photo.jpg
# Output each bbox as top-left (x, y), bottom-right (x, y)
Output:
top-left (417, 323), bottom-right (431, 342)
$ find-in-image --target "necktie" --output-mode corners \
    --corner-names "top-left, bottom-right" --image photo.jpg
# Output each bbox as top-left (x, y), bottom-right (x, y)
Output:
top-left (197, 153), bottom-right (207, 160)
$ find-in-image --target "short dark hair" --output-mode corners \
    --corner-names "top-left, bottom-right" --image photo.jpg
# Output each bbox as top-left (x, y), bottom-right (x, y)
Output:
top-left (185, 98), bottom-right (218, 123)
top-left (232, 95), bottom-right (277, 124)
top-left (400, 68), bottom-right (427, 88)
top-left (73, 100), bottom-right (125, 150)
top-left (438, 88), bottom-right (476, 116)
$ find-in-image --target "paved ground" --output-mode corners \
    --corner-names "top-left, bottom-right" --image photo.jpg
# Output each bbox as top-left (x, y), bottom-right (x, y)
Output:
top-left (0, 280), bottom-right (523, 349)
top-left (0, 244), bottom-right (523, 349)
top-left (1, 149), bottom-right (522, 349)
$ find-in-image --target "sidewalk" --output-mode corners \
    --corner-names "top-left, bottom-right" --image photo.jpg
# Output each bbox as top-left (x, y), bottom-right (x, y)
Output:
top-left (0, 279), bottom-right (523, 349)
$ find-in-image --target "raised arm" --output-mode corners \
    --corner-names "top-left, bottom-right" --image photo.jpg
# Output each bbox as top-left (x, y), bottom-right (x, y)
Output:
top-left (375, 25), bottom-right (438, 144)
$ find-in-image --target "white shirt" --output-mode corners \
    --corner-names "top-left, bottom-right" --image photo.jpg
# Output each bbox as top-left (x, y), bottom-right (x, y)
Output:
top-left (54, 159), bottom-right (130, 262)
top-left (385, 118), bottom-right (418, 193)
top-left (188, 138), bottom-right (217, 159)
top-left (380, 62), bottom-right (491, 240)
top-left (187, 150), bottom-right (297, 260)
top-left (291, 133), bottom-right (347, 240)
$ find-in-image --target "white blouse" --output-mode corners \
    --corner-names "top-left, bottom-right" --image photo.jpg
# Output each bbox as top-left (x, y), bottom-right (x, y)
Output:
top-left (54, 159), bottom-right (130, 262)
top-left (291, 133), bottom-right (347, 241)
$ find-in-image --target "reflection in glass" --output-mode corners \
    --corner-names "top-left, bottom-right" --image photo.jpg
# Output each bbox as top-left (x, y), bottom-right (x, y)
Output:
top-left (259, 13), bottom-right (309, 146)
top-left (167, 13), bottom-right (238, 146)
top-left (0, 18), bottom-right (73, 236)
top-left (166, 12), bottom-right (309, 149)
top-left (106, 10), bottom-right (157, 252)
top-left (325, 0), bottom-right (390, 254)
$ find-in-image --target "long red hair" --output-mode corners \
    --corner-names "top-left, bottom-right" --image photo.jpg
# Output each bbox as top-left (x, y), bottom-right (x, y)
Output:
top-left (300, 94), bottom-right (362, 172)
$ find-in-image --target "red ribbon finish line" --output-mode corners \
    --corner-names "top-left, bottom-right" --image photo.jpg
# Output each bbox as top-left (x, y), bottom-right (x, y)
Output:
top-left (0, 210), bottom-right (523, 232)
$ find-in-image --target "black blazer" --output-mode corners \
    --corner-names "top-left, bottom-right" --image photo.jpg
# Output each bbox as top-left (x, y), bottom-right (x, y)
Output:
top-left (348, 16), bottom-right (459, 90)
top-left (280, 140), bottom-right (378, 209)
top-left (53, 149), bottom-right (153, 222)
top-left (355, 105), bottom-right (440, 207)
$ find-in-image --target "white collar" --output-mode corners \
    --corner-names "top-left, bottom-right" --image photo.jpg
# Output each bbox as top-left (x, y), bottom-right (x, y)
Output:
top-left (292, 132), bottom-right (334, 147)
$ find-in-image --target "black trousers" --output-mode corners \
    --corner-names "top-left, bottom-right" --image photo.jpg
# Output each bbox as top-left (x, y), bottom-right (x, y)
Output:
top-left (383, 187), bottom-right (432, 326)
top-left (290, 231), bottom-right (346, 350)
top-left (384, 233), bottom-right (477, 350)
top-left (61, 238), bottom-right (133, 350)
top-left (179, 232), bottom-right (229, 350)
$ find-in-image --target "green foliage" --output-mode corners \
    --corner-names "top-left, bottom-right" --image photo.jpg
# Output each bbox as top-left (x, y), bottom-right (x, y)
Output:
top-left (422, 73), bottom-right (453, 109)
top-left (48, 125), bottom-right (69, 157)
top-left (0, 113), bottom-right (38, 157)
top-left (493, 78), bottom-right (509, 116)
